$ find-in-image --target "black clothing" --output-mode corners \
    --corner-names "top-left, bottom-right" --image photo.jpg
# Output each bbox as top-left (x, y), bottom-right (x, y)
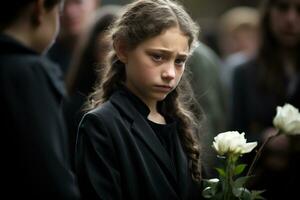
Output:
top-left (47, 40), bottom-right (73, 76)
top-left (75, 88), bottom-right (202, 199)
top-left (231, 59), bottom-right (300, 200)
top-left (0, 34), bottom-right (80, 199)
top-left (231, 59), bottom-right (300, 140)
top-left (147, 119), bottom-right (177, 159)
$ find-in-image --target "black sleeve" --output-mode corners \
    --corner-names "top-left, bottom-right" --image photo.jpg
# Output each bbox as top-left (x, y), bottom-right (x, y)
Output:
top-left (230, 66), bottom-right (247, 132)
top-left (75, 113), bottom-right (122, 200)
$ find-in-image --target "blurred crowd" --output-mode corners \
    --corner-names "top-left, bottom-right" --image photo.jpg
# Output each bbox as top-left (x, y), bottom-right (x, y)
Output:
top-left (1, 0), bottom-right (299, 199)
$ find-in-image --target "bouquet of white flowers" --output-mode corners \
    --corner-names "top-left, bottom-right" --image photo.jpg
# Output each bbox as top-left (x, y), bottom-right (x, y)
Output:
top-left (202, 103), bottom-right (300, 200)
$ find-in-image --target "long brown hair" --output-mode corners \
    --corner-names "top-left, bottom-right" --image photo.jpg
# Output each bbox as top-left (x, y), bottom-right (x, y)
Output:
top-left (86, 0), bottom-right (202, 182)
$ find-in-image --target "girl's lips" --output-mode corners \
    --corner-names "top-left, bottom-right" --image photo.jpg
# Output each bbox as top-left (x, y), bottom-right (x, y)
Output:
top-left (154, 85), bottom-right (173, 92)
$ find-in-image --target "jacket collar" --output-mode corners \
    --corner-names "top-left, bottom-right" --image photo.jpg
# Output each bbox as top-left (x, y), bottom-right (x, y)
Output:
top-left (0, 33), bottom-right (66, 98)
top-left (110, 88), bottom-right (178, 182)
top-left (0, 33), bottom-right (37, 55)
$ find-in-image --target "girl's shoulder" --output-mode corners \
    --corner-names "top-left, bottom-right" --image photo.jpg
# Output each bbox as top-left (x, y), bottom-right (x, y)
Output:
top-left (81, 89), bottom-right (139, 127)
top-left (84, 100), bottom-right (119, 122)
top-left (77, 101), bottom-right (120, 133)
top-left (78, 99), bottom-right (132, 138)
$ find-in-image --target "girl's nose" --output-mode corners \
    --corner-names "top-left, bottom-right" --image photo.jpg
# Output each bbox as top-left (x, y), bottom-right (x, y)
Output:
top-left (162, 63), bottom-right (176, 80)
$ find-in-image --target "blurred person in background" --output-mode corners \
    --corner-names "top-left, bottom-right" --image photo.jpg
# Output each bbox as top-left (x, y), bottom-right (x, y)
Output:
top-left (47, 0), bottom-right (101, 76)
top-left (0, 0), bottom-right (80, 199)
top-left (230, 0), bottom-right (300, 199)
top-left (63, 5), bottom-right (122, 168)
top-left (218, 6), bottom-right (259, 96)
top-left (187, 41), bottom-right (227, 177)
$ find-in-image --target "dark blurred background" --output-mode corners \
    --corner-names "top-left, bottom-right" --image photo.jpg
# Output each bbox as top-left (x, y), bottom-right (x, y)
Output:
top-left (102, 0), bottom-right (260, 54)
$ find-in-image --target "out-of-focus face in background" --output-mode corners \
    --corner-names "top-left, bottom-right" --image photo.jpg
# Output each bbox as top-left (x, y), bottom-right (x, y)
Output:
top-left (39, 3), bottom-right (63, 53)
top-left (218, 6), bottom-right (259, 58)
top-left (60, 0), bottom-right (99, 39)
top-left (270, 0), bottom-right (300, 48)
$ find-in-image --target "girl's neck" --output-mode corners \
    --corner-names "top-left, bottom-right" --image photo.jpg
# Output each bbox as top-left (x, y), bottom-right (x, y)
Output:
top-left (147, 111), bottom-right (166, 124)
top-left (146, 102), bottom-right (166, 124)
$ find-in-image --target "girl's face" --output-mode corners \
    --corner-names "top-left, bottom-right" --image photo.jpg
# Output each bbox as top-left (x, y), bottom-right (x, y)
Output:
top-left (121, 26), bottom-right (189, 107)
top-left (270, 0), bottom-right (300, 48)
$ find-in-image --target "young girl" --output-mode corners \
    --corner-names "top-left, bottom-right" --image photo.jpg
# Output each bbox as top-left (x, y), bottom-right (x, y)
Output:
top-left (75, 0), bottom-right (204, 199)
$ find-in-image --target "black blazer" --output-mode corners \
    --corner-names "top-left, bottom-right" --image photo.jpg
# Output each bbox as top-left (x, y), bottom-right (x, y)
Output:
top-left (75, 89), bottom-right (202, 200)
top-left (0, 34), bottom-right (80, 199)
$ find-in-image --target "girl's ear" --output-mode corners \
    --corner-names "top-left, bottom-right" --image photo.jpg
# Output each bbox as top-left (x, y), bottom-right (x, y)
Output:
top-left (30, 0), bottom-right (45, 27)
top-left (114, 39), bottom-right (128, 64)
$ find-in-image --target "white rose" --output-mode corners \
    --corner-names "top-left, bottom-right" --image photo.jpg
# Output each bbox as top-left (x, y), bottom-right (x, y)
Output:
top-left (212, 131), bottom-right (257, 156)
top-left (273, 103), bottom-right (300, 135)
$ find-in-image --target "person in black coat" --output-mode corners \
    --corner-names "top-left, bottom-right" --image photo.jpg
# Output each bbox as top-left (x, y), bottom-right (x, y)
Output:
top-left (75, 0), bottom-right (206, 199)
top-left (230, 0), bottom-right (300, 199)
top-left (0, 0), bottom-right (80, 199)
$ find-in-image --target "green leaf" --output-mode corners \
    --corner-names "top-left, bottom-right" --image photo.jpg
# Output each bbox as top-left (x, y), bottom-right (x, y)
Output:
top-left (232, 187), bottom-right (244, 197)
top-left (212, 192), bottom-right (225, 200)
top-left (239, 188), bottom-right (252, 200)
top-left (231, 154), bottom-right (239, 162)
top-left (250, 190), bottom-right (266, 200)
top-left (215, 167), bottom-right (226, 177)
top-left (202, 179), bottom-right (211, 188)
top-left (233, 176), bottom-right (252, 188)
top-left (234, 164), bottom-right (247, 175)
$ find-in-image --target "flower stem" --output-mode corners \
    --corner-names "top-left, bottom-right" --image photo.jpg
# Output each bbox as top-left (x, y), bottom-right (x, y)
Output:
top-left (225, 155), bottom-right (234, 200)
top-left (246, 130), bottom-right (281, 177)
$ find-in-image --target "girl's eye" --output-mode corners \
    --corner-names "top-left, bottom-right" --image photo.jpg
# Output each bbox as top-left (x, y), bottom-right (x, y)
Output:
top-left (175, 58), bottom-right (186, 66)
top-left (151, 54), bottom-right (163, 62)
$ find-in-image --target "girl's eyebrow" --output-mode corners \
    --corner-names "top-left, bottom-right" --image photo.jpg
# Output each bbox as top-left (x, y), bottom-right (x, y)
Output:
top-left (146, 48), bottom-right (189, 57)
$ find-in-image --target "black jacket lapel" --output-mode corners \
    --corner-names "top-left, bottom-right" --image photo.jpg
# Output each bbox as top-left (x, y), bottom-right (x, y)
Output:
top-left (110, 91), bottom-right (178, 182)
top-left (131, 118), bottom-right (177, 181)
